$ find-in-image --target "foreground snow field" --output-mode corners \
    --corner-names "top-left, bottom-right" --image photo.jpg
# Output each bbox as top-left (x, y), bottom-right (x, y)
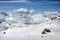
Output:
top-left (0, 8), bottom-right (60, 40)
top-left (0, 19), bottom-right (60, 40)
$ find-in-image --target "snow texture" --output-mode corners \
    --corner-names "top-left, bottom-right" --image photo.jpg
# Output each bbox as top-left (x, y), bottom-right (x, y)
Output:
top-left (0, 8), bottom-right (60, 40)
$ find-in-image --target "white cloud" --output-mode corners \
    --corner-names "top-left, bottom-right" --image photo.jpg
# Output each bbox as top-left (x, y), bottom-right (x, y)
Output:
top-left (29, 10), bottom-right (35, 13)
top-left (13, 8), bottom-right (29, 13)
top-left (0, 0), bottom-right (27, 3)
top-left (0, 0), bottom-right (60, 4)
top-left (42, 1), bottom-right (60, 4)
top-left (13, 8), bottom-right (36, 14)
top-left (10, 0), bottom-right (26, 2)
top-left (20, 0), bottom-right (26, 1)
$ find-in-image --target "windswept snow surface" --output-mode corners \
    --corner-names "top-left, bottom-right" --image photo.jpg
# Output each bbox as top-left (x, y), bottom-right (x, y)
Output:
top-left (0, 8), bottom-right (60, 40)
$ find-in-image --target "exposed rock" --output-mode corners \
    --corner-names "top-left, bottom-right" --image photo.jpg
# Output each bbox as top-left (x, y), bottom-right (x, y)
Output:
top-left (0, 22), bottom-right (2, 23)
top-left (41, 28), bottom-right (51, 34)
top-left (41, 36), bottom-right (44, 38)
top-left (51, 17), bottom-right (57, 20)
top-left (3, 32), bottom-right (6, 34)
top-left (5, 27), bottom-right (8, 30)
top-left (0, 26), bottom-right (8, 31)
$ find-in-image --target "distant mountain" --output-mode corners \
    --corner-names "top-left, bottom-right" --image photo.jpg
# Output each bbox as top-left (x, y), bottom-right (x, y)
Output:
top-left (0, 12), bottom-right (8, 16)
top-left (43, 11), bottom-right (60, 20)
top-left (0, 12), bottom-right (9, 22)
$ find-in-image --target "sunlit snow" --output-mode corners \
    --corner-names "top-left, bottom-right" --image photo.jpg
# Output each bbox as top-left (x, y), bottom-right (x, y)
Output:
top-left (0, 8), bottom-right (60, 40)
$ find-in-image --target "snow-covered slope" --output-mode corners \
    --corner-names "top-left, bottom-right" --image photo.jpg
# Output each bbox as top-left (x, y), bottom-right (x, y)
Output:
top-left (0, 18), bottom-right (60, 40)
top-left (0, 8), bottom-right (60, 40)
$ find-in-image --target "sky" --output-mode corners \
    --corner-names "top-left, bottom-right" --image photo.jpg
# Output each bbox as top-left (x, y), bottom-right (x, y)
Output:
top-left (0, 0), bottom-right (60, 13)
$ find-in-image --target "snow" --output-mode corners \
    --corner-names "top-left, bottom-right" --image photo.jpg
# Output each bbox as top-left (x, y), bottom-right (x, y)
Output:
top-left (0, 9), bottom-right (60, 40)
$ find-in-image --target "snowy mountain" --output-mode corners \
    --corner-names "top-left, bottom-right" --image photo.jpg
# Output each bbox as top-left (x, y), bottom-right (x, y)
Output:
top-left (0, 12), bottom-right (8, 22)
top-left (0, 8), bottom-right (60, 40)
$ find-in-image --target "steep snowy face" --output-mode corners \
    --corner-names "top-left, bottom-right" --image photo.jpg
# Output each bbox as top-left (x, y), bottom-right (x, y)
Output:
top-left (31, 14), bottom-right (49, 24)
top-left (0, 12), bottom-right (9, 31)
top-left (0, 12), bottom-right (8, 17)
top-left (7, 8), bottom-right (31, 24)
top-left (0, 12), bottom-right (8, 22)
top-left (43, 11), bottom-right (60, 19)
top-left (7, 8), bottom-right (49, 25)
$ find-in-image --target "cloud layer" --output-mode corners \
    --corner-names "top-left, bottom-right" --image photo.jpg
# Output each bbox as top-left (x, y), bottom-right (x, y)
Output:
top-left (0, 0), bottom-right (60, 4)
top-left (13, 8), bottom-right (29, 13)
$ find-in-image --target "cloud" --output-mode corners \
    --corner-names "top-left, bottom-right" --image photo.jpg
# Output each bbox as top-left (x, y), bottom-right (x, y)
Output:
top-left (42, 1), bottom-right (60, 4)
top-left (0, 0), bottom-right (60, 4)
top-left (0, 0), bottom-right (27, 3)
top-left (20, 0), bottom-right (26, 1)
top-left (13, 8), bottom-right (29, 13)
top-left (29, 10), bottom-right (35, 13)
top-left (0, 1), bottom-right (26, 3)
top-left (10, 0), bottom-right (26, 2)
top-left (0, 0), bottom-right (26, 1)
top-left (13, 8), bottom-right (36, 14)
